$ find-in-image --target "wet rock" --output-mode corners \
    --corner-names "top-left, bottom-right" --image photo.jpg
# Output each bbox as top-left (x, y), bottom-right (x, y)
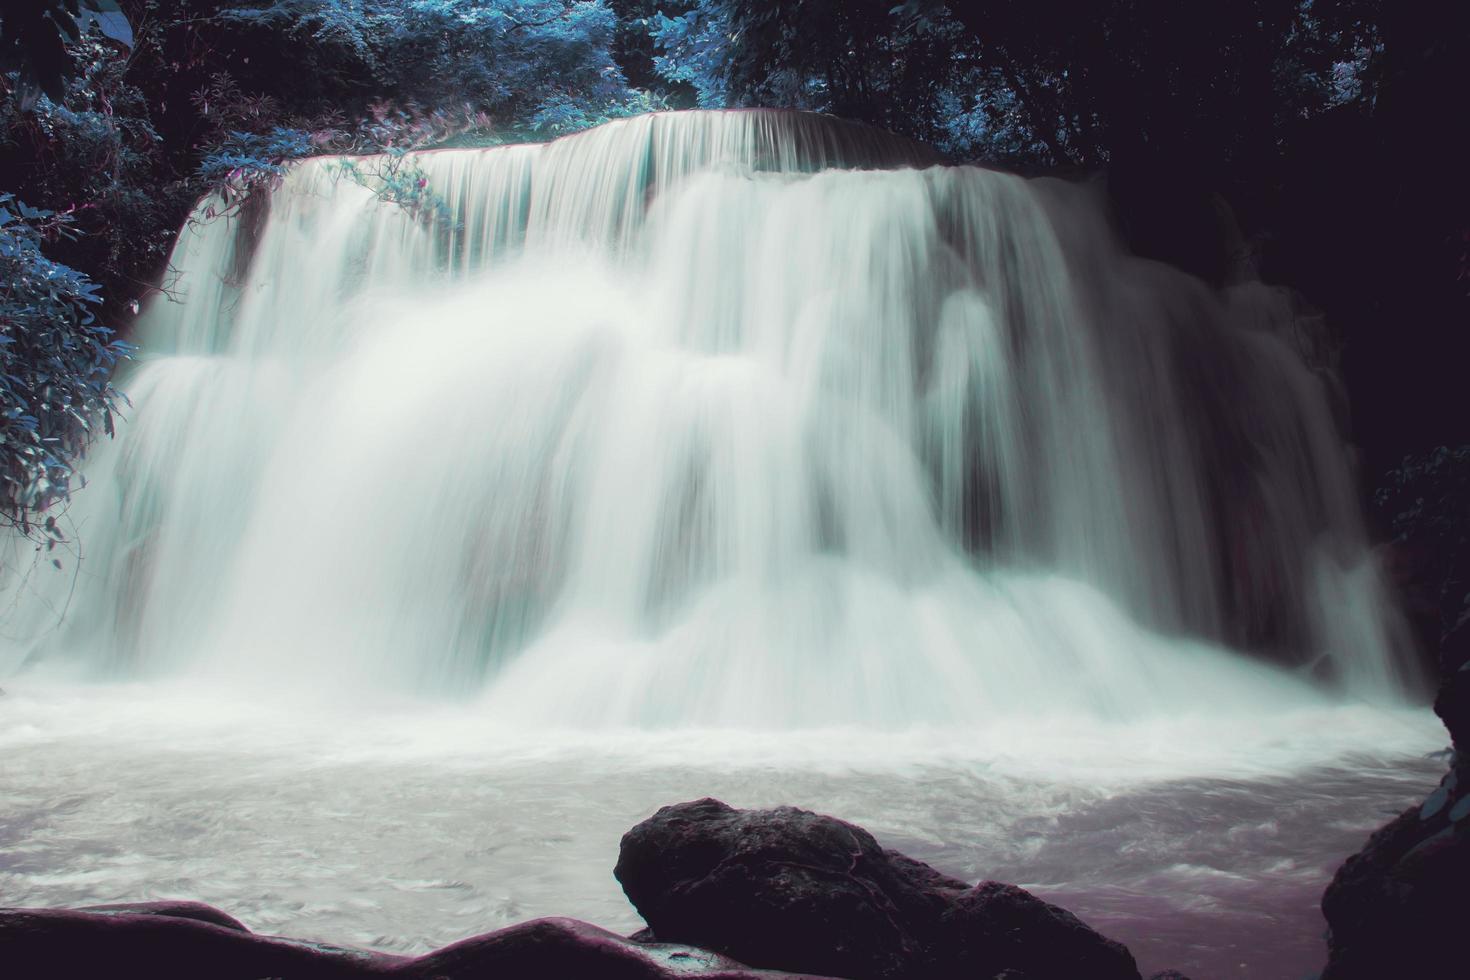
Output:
top-left (939, 881), bottom-right (1140, 980)
top-left (615, 797), bottom-right (1140, 980)
top-left (408, 917), bottom-right (834, 979)
top-left (1319, 785), bottom-right (1470, 979)
top-left (76, 900), bottom-right (250, 932)
top-left (615, 797), bottom-right (965, 979)
top-left (0, 907), bottom-right (396, 979)
top-left (1320, 612), bottom-right (1470, 979)
top-left (0, 905), bottom-right (832, 979)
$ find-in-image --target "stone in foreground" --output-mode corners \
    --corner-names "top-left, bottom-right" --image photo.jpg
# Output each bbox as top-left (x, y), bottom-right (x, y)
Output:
top-left (615, 797), bottom-right (1141, 980)
top-left (0, 904), bottom-right (833, 979)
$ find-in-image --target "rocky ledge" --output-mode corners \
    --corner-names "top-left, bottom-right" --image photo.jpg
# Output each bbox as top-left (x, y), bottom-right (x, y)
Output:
top-left (0, 799), bottom-right (1195, 980)
top-left (1319, 615), bottom-right (1470, 978)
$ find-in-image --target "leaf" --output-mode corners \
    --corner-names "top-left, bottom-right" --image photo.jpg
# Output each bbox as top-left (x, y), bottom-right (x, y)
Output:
top-left (78, 1), bottom-right (134, 49)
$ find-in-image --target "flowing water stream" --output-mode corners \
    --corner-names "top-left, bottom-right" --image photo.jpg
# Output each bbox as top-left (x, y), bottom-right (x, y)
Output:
top-left (0, 110), bottom-right (1445, 979)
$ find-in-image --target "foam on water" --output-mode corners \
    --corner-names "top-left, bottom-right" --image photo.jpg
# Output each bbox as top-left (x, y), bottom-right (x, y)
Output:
top-left (0, 680), bottom-right (1445, 980)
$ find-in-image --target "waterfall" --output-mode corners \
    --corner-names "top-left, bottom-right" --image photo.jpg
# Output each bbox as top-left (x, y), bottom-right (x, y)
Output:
top-left (0, 109), bottom-right (1417, 726)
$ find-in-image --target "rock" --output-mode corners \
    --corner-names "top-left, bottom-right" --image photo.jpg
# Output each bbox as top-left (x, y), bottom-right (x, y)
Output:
top-left (1319, 605), bottom-right (1470, 978)
top-left (1319, 785), bottom-right (1470, 979)
top-left (407, 917), bottom-right (835, 979)
top-left (76, 900), bottom-right (250, 932)
top-left (615, 798), bottom-right (1140, 980)
top-left (0, 905), bottom-right (832, 979)
top-left (1321, 645), bottom-right (1470, 980)
top-left (0, 906), bottom-right (396, 979)
top-left (1148, 972), bottom-right (1194, 980)
top-left (939, 881), bottom-right (1140, 980)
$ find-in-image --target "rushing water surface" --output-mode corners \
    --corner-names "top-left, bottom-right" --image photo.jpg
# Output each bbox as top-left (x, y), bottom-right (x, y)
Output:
top-left (0, 684), bottom-right (1444, 979)
top-left (0, 110), bottom-right (1444, 979)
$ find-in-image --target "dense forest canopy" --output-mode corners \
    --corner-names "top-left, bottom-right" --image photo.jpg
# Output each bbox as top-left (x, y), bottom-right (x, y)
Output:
top-left (1, 2), bottom-right (1466, 625)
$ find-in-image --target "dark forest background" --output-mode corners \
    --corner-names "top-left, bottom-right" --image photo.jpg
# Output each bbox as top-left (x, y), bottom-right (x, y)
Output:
top-left (2, 0), bottom-right (1466, 665)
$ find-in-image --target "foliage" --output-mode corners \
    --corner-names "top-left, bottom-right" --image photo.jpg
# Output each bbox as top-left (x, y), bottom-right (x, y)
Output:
top-left (0, 194), bottom-right (129, 535)
top-left (649, 0), bottom-right (1374, 169)
top-left (650, 0), bottom-right (975, 150)
top-left (647, 3), bottom-right (732, 109)
top-left (196, 126), bottom-right (314, 210)
top-left (1377, 447), bottom-right (1470, 647)
top-left (215, 0), bottom-right (651, 139)
top-left (328, 148), bottom-right (452, 226)
top-left (0, 0), bottom-right (133, 110)
top-left (0, 1), bottom-right (665, 312)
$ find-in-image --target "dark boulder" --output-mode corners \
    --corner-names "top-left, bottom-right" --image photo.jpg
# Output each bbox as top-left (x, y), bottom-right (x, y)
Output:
top-left (1319, 614), bottom-right (1470, 978)
top-left (939, 881), bottom-right (1140, 980)
top-left (0, 904), bottom-right (831, 979)
top-left (615, 797), bottom-right (1140, 980)
top-left (1319, 783), bottom-right (1470, 979)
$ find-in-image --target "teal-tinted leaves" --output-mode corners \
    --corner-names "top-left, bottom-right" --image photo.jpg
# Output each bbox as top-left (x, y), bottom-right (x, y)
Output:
top-left (76, 1), bottom-right (134, 51)
top-left (0, 194), bottom-right (127, 535)
top-left (0, 0), bottom-right (133, 109)
top-left (195, 127), bottom-right (315, 209)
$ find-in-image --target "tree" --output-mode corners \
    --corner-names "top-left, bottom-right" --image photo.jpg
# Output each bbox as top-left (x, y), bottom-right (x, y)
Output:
top-left (651, 0), bottom-right (979, 149)
top-left (214, 0), bottom-right (654, 135)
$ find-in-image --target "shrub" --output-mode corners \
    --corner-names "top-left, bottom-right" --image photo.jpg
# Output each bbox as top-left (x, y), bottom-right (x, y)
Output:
top-left (0, 194), bottom-right (129, 538)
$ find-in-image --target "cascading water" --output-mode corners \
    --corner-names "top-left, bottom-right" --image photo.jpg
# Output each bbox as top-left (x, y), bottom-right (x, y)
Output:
top-left (0, 109), bottom-right (1414, 715)
top-left (0, 111), bottom-right (1443, 978)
